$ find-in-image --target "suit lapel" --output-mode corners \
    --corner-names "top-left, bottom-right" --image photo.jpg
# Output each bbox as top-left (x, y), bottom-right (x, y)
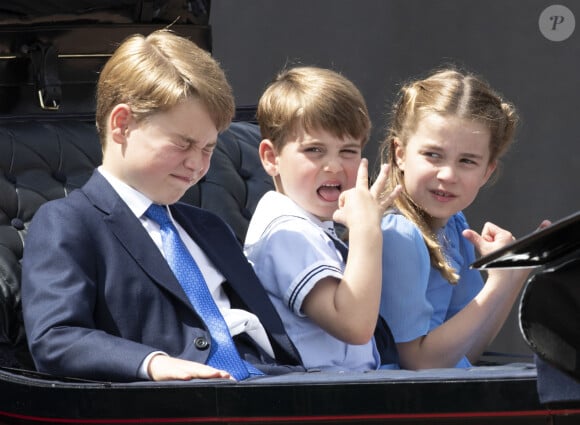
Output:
top-left (81, 176), bottom-right (299, 364)
top-left (171, 204), bottom-right (302, 364)
top-left (82, 172), bottom-right (192, 308)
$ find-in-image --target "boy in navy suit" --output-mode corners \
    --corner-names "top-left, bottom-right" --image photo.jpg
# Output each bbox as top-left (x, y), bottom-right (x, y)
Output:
top-left (21, 29), bottom-right (301, 382)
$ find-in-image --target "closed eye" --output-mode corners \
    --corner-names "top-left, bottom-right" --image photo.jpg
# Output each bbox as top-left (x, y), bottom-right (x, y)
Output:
top-left (341, 148), bottom-right (360, 155)
top-left (172, 138), bottom-right (216, 154)
top-left (173, 140), bottom-right (190, 150)
top-left (202, 143), bottom-right (216, 154)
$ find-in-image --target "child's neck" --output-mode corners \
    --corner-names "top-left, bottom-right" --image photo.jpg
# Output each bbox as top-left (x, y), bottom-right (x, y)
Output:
top-left (427, 216), bottom-right (449, 233)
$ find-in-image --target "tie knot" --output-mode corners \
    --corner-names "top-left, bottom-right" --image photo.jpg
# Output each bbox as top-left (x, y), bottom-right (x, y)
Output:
top-left (145, 204), bottom-right (172, 227)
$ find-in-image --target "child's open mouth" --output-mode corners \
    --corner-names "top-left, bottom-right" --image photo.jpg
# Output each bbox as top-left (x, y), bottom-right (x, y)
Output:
top-left (317, 184), bottom-right (341, 202)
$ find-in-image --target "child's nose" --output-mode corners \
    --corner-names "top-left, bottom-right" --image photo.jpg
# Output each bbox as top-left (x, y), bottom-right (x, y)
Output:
top-left (323, 156), bottom-right (343, 173)
top-left (184, 150), bottom-right (206, 172)
top-left (437, 165), bottom-right (457, 181)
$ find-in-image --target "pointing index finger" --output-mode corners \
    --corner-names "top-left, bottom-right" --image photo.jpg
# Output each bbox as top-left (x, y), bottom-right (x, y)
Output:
top-left (356, 158), bottom-right (369, 189)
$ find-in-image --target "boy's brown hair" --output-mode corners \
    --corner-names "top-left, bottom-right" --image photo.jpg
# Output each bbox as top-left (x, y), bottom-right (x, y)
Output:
top-left (96, 29), bottom-right (235, 148)
top-left (257, 66), bottom-right (371, 150)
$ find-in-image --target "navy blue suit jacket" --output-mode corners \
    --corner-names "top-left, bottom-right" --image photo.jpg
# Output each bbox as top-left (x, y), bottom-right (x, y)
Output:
top-left (22, 171), bottom-right (301, 381)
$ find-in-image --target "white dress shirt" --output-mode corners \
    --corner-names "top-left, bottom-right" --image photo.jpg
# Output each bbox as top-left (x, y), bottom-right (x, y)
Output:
top-left (98, 167), bottom-right (274, 378)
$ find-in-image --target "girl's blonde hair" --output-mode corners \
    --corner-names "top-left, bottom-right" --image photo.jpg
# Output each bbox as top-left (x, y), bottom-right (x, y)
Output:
top-left (380, 68), bottom-right (518, 283)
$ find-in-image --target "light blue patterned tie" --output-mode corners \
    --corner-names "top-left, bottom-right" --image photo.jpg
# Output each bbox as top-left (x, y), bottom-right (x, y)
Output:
top-left (145, 204), bottom-right (260, 380)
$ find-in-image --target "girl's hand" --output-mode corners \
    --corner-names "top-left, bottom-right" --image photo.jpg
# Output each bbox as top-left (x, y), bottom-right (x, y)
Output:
top-left (463, 219), bottom-right (552, 257)
top-left (462, 221), bottom-right (515, 257)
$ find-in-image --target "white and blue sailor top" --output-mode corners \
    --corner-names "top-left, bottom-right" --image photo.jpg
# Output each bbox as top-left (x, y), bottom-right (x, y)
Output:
top-left (244, 191), bottom-right (380, 371)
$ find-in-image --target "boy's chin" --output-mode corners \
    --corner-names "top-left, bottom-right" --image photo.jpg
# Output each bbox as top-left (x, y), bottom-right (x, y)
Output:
top-left (151, 193), bottom-right (186, 206)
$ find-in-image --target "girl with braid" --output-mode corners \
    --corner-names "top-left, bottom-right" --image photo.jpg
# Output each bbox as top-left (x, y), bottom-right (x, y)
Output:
top-left (378, 68), bottom-right (549, 369)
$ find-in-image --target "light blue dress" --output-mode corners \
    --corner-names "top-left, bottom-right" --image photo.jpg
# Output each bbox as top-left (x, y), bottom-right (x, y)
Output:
top-left (244, 191), bottom-right (380, 371)
top-left (379, 211), bottom-right (484, 368)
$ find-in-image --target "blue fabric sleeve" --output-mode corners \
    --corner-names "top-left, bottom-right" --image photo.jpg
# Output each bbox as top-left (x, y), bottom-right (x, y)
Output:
top-left (379, 214), bottom-right (433, 343)
top-left (445, 213), bottom-right (485, 320)
top-left (258, 218), bottom-right (344, 317)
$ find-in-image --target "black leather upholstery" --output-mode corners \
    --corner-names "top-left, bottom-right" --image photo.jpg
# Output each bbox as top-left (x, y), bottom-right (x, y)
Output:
top-left (0, 117), bottom-right (272, 368)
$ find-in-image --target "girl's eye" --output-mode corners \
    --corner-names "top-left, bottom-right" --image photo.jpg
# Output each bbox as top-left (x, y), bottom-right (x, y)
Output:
top-left (305, 147), bottom-right (322, 153)
top-left (460, 158), bottom-right (477, 165)
top-left (423, 151), bottom-right (440, 159)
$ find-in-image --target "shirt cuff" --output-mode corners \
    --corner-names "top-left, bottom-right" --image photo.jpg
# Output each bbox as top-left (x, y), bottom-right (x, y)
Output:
top-left (138, 351), bottom-right (167, 380)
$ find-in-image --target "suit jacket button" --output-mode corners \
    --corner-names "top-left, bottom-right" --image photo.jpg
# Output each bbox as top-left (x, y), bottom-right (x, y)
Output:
top-left (194, 337), bottom-right (209, 350)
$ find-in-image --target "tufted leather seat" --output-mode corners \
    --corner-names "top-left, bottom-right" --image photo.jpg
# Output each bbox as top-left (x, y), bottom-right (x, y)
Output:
top-left (0, 116), bottom-right (273, 369)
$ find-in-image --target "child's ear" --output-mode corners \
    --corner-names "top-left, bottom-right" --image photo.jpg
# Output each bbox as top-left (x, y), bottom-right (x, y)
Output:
top-left (259, 139), bottom-right (279, 177)
top-left (109, 104), bottom-right (132, 144)
top-left (481, 160), bottom-right (497, 186)
top-left (393, 138), bottom-right (406, 170)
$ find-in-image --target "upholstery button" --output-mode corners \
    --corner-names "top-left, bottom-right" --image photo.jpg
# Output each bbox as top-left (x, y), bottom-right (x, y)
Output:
top-left (10, 218), bottom-right (24, 230)
top-left (52, 171), bottom-right (67, 183)
top-left (194, 337), bottom-right (210, 350)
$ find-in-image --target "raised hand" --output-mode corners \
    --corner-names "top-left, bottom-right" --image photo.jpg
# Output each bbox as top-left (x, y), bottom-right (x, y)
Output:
top-left (332, 159), bottom-right (400, 227)
top-left (462, 221), bottom-right (516, 258)
top-left (462, 219), bottom-right (552, 257)
top-left (371, 163), bottom-right (402, 212)
top-left (463, 219), bottom-right (553, 285)
top-left (305, 159), bottom-right (401, 344)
